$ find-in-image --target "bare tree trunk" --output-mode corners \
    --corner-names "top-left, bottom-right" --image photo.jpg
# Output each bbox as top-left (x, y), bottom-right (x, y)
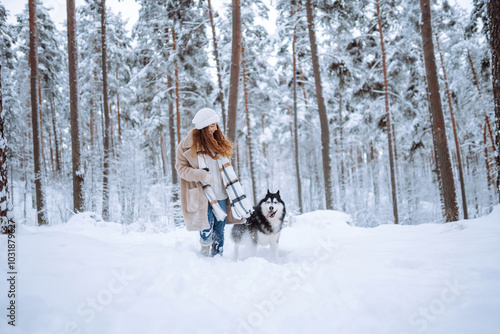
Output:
top-left (226, 0), bottom-right (241, 143)
top-left (484, 123), bottom-right (495, 205)
top-left (173, 26), bottom-right (181, 144)
top-left (49, 97), bottom-right (61, 175)
top-left (38, 76), bottom-right (45, 169)
top-left (49, 131), bottom-right (54, 175)
top-left (488, 1), bottom-right (500, 202)
top-left (376, 0), bottom-right (399, 224)
top-left (160, 133), bottom-right (167, 177)
top-left (1, 65), bottom-right (14, 234)
top-left (29, 0), bottom-right (47, 225)
top-left (338, 93), bottom-right (346, 211)
top-left (420, 0), bottom-right (458, 222)
top-left (67, 0), bottom-right (84, 213)
top-left (101, 0), bottom-right (111, 220)
top-left (241, 42), bottom-right (257, 204)
top-left (90, 40), bottom-right (98, 212)
top-left (392, 123), bottom-right (401, 202)
top-left (91, 38), bottom-right (98, 150)
top-left (292, 4), bottom-right (303, 213)
top-left (305, 0), bottom-right (333, 210)
top-left (370, 141), bottom-right (380, 206)
top-left (236, 141), bottom-right (241, 179)
top-left (435, 31), bottom-right (468, 219)
top-left (116, 73), bottom-right (122, 144)
top-left (207, 0), bottom-right (226, 132)
top-left (166, 27), bottom-right (178, 201)
top-left (109, 102), bottom-right (114, 158)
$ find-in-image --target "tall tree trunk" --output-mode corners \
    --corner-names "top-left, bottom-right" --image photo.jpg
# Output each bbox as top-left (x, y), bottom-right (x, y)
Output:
top-left (38, 76), bottom-right (45, 168)
top-left (292, 4), bottom-right (303, 213)
top-left (166, 27), bottom-right (178, 199)
top-left (420, 0), bottom-right (458, 222)
top-left (109, 102), bottom-right (114, 158)
top-left (67, 0), bottom-right (84, 213)
top-left (241, 42), bottom-right (257, 204)
top-left (49, 96), bottom-right (61, 175)
top-left (488, 1), bottom-right (500, 202)
top-left (376, 0), bottom-right (399, 224)
top-left (435, 31), bottom-right (468, 219)
top-left (116, 72), bottom-right (122, 144)
top-left (338, 93), bottom-right (346, 211)
top-left (1, 65), bottom-right (14, 234)
top-left (160, 133), bottom-right (167, 177)
top-left (101, 0), bottom-right (111, 220)
top-left (90, 40), bottom-right (98, 212)
top-left (305, 0), bottom-right (333, 210)
top-left (49, 131), bottom-right (54, 175)
top-left (226, 0), bottom-right (241, 142)
top-left (370, 141), bottom-right (380, 206)
top-left (207, 0), bottom-right (226, 132)
top-left (172, 26), bottom-right (181, 144)
top-left (29, 0), bottom-right (47, 225)
top-left (91, 37), bottom-right (98, 150)
top-left (484, 123), bottom-right (495, 205)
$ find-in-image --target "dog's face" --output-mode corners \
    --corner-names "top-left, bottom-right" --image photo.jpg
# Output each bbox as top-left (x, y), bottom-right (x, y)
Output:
top-left (260, 190), bottom-right (284, 219)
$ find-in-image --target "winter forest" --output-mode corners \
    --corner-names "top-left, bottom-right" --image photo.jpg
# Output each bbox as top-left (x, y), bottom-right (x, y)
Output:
top-left (1, 0), bottom-right (500, 333)
top-left (0, 0), bottom-right (499, 229)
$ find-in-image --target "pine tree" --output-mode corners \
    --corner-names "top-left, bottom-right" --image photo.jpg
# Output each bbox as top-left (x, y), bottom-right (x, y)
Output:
top-left (305, 0), bottom-right (333, 210)
top-left (67, 0), bottom-right (84, 213)
top-left (435, 30), bottom-right (468, 219)
top-left (376, 0), bottom-right (399, 224)
top-left (101, 0), bottom-right (111, 220)
top-left (0, 66), bottom-right (14, 234)
top-left (292, 3), bottom-right (303, 213)
top-left (207, 0), bottom-right (226, 132)
top-left (487, 0), bottom-right (500, 201)
top-left (227, 0), bottom-right (242, 142)
top-left (420, 0), bottom-right (459, 222)
top-left (0, 7), bottom-right (14, 233)
top-left (29, 0), bottom-right (47, 225)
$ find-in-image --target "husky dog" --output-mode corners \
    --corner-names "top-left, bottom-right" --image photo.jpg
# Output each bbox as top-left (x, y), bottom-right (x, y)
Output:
top-left (231, 190), bottom-right (286, 261)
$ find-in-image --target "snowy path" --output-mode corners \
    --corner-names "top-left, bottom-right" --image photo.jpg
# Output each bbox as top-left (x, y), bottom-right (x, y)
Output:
top-left (1, 208), bottom-right (499, 334)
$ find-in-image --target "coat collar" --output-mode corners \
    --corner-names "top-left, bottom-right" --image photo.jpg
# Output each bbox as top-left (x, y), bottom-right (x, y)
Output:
top-left (181, 129), bottom-right (195, 149)
top-left (180, 129), bottom-right (199, 168)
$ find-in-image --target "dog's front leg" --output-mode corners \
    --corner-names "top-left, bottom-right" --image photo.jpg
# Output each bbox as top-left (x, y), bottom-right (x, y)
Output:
top-left (233, 243), bottom-right (240, 261)
top-left (270, 237), bottom-right (279, 262)
top-left (251, 243), bottom-right (258, 257)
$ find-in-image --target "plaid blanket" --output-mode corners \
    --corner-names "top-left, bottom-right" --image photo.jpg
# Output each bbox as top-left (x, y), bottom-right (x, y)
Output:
top-left (198, 155), bottom-right (253, 221)
top-left (198, 155), bottom-right (227, 221)
top-left (217, 156), bottom-right (253, 220)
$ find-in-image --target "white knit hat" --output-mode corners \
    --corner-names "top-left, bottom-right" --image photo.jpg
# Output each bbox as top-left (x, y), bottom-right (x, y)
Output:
top-left (192, 108), bottom-right (220, 130)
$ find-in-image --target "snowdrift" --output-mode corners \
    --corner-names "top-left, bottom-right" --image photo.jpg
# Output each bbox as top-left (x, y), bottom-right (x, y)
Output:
top-left (1, 207), bottom-right (499, 334)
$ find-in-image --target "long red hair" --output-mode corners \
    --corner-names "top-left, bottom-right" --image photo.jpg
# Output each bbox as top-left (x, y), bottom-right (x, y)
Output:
top-left (192, 124), bottom-right (234, 159)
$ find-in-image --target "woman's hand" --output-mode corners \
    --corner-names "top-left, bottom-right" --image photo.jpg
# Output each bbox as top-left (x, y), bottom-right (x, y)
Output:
top-left (200, 169), bottom-right (212, 183)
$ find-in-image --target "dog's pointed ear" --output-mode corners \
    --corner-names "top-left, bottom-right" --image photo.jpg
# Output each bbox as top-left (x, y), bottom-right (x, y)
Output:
top-left (267, 189), bottom-right (270, 195)
top-left (276, 190), bottom-right (280, 196)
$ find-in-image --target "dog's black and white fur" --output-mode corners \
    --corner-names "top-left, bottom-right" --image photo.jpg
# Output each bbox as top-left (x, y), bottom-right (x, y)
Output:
top-left (231, 190), bottom-right (286, 261)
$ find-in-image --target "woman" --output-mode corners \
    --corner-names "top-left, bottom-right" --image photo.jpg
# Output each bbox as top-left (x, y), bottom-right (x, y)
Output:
top-left (175, 108), bottom-right (245, 257)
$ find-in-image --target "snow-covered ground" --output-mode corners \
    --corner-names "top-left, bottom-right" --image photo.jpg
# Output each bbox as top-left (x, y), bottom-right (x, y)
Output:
top-left (1, 207), bottom-right (499, 334)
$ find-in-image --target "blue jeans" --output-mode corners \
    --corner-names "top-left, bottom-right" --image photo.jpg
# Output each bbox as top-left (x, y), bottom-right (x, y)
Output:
top-left (200, 200), bottom-right (227, 256)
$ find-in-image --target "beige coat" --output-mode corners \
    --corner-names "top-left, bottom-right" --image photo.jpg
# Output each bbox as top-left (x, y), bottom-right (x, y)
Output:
top-left (175, 129), bottom-right (242, 231)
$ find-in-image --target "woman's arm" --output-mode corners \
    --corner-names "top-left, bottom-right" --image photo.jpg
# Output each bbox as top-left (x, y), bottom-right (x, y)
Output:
top-left (175, 145), bottom-right (212, 183)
